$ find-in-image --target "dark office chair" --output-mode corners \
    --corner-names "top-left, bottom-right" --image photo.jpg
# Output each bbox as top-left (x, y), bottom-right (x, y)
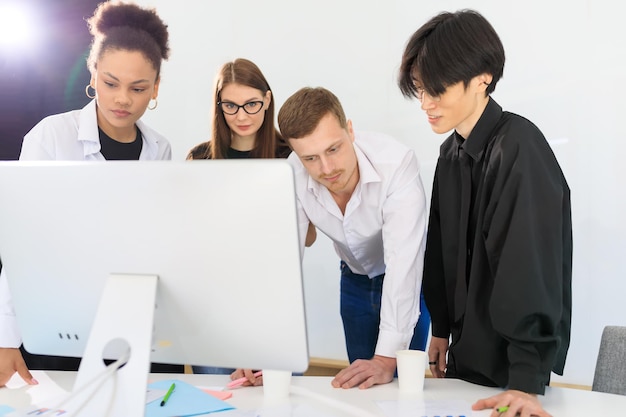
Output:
top-left (592, 325), bottom-right (626, 395)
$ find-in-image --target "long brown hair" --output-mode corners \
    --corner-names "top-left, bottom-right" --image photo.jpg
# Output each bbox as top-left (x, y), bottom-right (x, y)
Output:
top-left (211, 58), bottom-right (282, 159)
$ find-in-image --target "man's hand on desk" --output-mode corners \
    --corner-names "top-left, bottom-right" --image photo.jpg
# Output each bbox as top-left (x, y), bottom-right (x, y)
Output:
top-left (0, 347), bottom-right (37, 387)
top-left (331, 354), bottom-right (395, 389)
top-left (472, 389), bottom-right (552, 417)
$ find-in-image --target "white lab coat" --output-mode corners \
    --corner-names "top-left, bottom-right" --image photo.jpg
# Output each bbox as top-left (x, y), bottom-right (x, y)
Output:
top-left (19, 99), bottom-right (171, 160)
top-left (0, 100), bottom-right (171, 347)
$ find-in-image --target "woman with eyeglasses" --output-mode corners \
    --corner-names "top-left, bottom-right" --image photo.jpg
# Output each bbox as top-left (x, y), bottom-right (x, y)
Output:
top-left (187, 58), bottom-right (290, 160)
top-left (187, 59), bottom-right (315, 376)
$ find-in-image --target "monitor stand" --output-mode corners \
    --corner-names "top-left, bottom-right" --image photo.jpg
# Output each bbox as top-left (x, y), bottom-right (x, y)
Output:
top-left (70, 274), bottom-right (158, 417)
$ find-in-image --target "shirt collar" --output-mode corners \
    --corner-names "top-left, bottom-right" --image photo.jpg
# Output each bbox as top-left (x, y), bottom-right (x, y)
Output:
top-left (77, 100), bottom-right (100, 143)
top-left (75, 100), bottom-right (101, 158)
top-left (135, 118), bottom-right (159, 160)
top-left (76, 99), bottom-right (160, 160)
top-left (457, 97), bottom-right (503, 161)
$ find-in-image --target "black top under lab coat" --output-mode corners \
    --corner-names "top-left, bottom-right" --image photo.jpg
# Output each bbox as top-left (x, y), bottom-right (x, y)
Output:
top-left (423, 97), bottom-right (572, 394)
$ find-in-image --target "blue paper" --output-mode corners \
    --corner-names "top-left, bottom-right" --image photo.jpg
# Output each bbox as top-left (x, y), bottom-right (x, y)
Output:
top-left (146, 379), bottom-right (234, 417)
top-left (0, 405), bottom-right (15, 417)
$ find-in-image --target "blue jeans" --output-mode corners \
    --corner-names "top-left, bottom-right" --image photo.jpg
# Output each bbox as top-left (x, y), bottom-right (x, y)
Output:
top-left (339, 261), bottom-right (430, 363)
top-left (192, 366), bottom-right (303, 376)
top-left (192, 366), bottom-right (234, 375)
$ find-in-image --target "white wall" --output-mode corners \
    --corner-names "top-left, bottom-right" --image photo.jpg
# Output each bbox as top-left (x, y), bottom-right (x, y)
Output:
top-left (137, 0), bottom-right (626, 386)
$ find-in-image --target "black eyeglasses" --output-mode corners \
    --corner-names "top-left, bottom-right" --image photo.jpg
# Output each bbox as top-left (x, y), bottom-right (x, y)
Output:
top-left (218, 100), bottom-right (264, 115)
top-left (415, 86), bottom-right (441, 103)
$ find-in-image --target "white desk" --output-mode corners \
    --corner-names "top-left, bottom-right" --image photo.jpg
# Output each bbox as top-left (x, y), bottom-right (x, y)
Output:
top-left (1, 372), bottom-right (625, 416)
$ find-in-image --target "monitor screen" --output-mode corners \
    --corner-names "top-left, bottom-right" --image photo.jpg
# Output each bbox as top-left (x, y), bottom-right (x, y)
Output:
top-left (0, 160), bottom-right (309, 374)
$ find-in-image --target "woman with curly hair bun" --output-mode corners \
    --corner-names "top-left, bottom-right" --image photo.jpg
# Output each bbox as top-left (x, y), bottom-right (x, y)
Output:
top-left (19, 1), bottom-right (171, 161)
top-left (0, 1), bottom-right (178, 388)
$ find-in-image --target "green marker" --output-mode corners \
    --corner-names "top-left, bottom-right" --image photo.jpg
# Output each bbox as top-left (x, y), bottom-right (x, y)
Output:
top-left (160, 382), bottom-right (176, 407)
top-left (496, 405), bottom-right (509, 413)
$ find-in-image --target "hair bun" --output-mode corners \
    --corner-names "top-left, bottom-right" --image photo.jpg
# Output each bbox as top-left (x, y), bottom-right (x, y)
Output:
top-left (88, 2), bottom-right (169, 60)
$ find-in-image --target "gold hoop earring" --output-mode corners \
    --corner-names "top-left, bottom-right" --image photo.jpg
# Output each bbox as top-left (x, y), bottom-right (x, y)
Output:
top-left (148, 98), bottom-right (158, 110)
top-left (85, 84), bottom-right (96, 99)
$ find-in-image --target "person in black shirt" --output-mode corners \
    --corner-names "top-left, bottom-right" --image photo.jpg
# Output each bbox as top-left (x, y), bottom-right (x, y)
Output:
top-left (398, 9), bottom-right (571, 417)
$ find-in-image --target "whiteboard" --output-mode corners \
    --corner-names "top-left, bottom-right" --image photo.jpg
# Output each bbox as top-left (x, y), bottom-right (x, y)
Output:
top-left (136, 0), bottom-right (626, 386)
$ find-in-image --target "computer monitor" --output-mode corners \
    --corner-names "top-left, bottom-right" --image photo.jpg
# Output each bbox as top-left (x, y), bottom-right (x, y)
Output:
top-left (0, 160), bottom-right (309, 416)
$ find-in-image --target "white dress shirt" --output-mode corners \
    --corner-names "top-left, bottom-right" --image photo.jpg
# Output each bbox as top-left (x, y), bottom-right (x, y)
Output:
top-left (288, 131), bottom-right (427, 358)
top-left (0, 100), bottom-right (171, 347)
top-left (19, 99), bottom-right (171, 160)
top-left (0, 269), bottom-right (20, 348)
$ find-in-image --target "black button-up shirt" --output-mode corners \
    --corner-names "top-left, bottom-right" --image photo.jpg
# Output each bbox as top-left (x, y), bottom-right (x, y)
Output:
top-left (423, 98), bottom-right (572, 394)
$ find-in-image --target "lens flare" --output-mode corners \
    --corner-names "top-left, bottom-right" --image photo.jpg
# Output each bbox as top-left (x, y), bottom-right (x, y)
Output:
top-left (0, 3), bottom-right (36, 50)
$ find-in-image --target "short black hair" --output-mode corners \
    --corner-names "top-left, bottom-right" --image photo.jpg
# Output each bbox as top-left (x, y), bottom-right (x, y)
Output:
top-left (398, 9), bottom-right (505, 99)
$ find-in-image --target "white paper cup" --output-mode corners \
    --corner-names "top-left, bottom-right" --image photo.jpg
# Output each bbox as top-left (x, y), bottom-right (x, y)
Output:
top-left (396, 349), bottom-right (427, 393)
top-left (262, 369), bottom-right (292, 402)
